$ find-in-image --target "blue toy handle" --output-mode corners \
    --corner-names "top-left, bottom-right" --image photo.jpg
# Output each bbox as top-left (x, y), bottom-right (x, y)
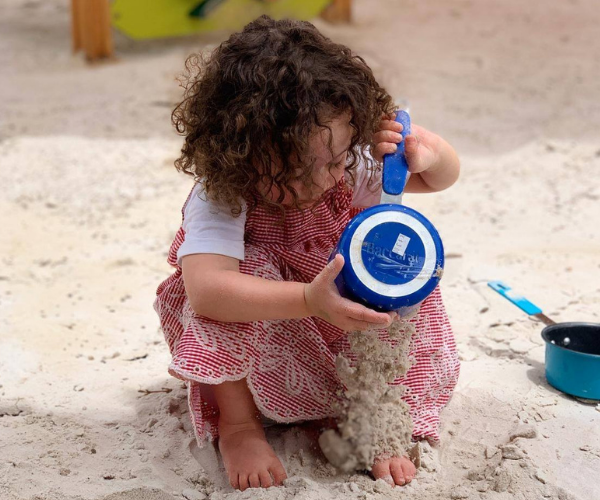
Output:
top-left (487, 281), bottom-right (543, 315)
top-left (382, 110), bottom-right (411, 196)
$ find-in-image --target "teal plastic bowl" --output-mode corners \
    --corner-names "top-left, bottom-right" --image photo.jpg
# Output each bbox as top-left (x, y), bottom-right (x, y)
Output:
top-left (542, 322), bottom-right (600, 400)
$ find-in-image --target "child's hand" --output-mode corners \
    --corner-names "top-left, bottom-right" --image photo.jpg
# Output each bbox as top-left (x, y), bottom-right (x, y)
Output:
top-left (372, 113), bottom-right (442, 175)
top-left (304, 254), bottom-right (396, 331)
top-left (372, 113), bottom-right (459, 192)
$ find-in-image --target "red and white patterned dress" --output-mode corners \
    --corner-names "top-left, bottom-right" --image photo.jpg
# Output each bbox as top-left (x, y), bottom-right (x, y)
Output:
top-left (154, 182), bottom-right (460, 445)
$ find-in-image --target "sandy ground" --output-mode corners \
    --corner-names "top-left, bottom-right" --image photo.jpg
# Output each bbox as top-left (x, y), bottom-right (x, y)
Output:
top-left (1, 0), bottom-right (600, 499)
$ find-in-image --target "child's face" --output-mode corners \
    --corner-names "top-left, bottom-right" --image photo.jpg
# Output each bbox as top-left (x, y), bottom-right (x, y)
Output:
top-left (264, 113), bottom-right (353, 208)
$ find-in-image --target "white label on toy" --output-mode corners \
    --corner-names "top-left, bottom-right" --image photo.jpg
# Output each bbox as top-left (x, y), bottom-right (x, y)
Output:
top-left (392, 234), bottom-right (410, 257)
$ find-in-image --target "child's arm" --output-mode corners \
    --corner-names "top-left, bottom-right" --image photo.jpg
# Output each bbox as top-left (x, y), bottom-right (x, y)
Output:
top-left (373, 115), bottom-right (460, 193)
top-left (182, 253), bottom-right (394, 332)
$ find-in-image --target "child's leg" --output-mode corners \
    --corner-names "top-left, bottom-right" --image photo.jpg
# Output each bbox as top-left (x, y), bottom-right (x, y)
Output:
top-left (213, 379), bottom-right (287, 491)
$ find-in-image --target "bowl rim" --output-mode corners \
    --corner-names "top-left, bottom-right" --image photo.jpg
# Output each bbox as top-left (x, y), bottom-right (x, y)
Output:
top-left (541, 322), bottom-right (600, 359)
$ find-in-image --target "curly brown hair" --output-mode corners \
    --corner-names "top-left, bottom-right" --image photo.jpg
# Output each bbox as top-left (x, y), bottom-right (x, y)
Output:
top-left (172, 15), bottom-right (394, 215)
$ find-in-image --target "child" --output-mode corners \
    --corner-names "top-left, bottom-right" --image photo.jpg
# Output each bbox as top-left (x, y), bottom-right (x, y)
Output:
top-left (155, 15), bottom-right (460, 491)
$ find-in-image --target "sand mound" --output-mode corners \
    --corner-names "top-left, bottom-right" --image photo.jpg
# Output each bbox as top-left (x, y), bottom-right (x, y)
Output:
top-left (2, 135), bottom-right (599, 500)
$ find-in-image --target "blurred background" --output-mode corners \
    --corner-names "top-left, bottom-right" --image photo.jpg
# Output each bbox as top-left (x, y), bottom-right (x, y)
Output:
top-left (1, 1), bottom-right (599, 500)
top-left (3, 0), bottom-right (599, 151)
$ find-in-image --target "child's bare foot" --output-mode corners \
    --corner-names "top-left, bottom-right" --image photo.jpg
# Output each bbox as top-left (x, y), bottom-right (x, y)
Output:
top-left (371, 455), bottom-right (416, 487)
top-left (212, 379), bottom-right (287, 490)
top-left (218, 418), bottom-right (287, 490)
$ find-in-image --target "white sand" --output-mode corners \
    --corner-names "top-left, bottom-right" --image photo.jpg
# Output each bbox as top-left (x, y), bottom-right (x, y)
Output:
top-left (1, 1), bottom-right (600, 499)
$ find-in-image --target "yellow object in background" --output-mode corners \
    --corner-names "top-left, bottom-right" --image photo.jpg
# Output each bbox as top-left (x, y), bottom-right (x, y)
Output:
top-left (112, 0), bottom-right (333, 40)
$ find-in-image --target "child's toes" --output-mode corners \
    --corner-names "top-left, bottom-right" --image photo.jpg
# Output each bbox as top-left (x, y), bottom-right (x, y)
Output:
top-left (259, 470), bottom-right (273, 488)
top-left (269, 461), bottom-right (288, 486)
top-left (248, 472), bottom-right (260, 488)
top-left (390, 458), bottom-right (406, 485)
top-left (371, 460), bottom-right (394, 485)
top-left (238, 474), bottom-right (249, 491)
top-left (401, 457), bottom-right (416, 482)
top-left (229, 473), bottom-right (240, 490)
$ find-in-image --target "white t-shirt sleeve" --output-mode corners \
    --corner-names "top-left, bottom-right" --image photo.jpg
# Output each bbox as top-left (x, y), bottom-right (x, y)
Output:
top-left (349, 155), bottom-right (382, 208)
top-left (176, 184), bottom-right (246, 265)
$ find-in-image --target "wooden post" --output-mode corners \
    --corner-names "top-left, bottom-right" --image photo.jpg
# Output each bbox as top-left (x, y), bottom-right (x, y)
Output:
top-left (71, 0), bottom-right (82, 53)
top-left (71, 0), bottom-right (114, 61)
top-left (321, 0), bottom-right (352, 23)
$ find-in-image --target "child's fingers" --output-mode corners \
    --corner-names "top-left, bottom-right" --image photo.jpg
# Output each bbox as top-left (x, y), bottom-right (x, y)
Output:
top-left (384, 111), bottom-right (398, 122)
top-left (403, 135), bottom-right (426, 173)
top-left (345, 319), bottom-right (379, 331)
top-left (345, 317), bottom-right (395, 332)
top-left (404, 134), bottom-right (418, 151)
top-left (373, 142), bottom-right (398, 162)
top-left (342, 300), bottom-right (393, 326)
top-left (378, 119), bottom-right (403, 133)
top-left (321, 254), bottom-right (344, 282)
top-left (373, 130), bottom-right (403, 145)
